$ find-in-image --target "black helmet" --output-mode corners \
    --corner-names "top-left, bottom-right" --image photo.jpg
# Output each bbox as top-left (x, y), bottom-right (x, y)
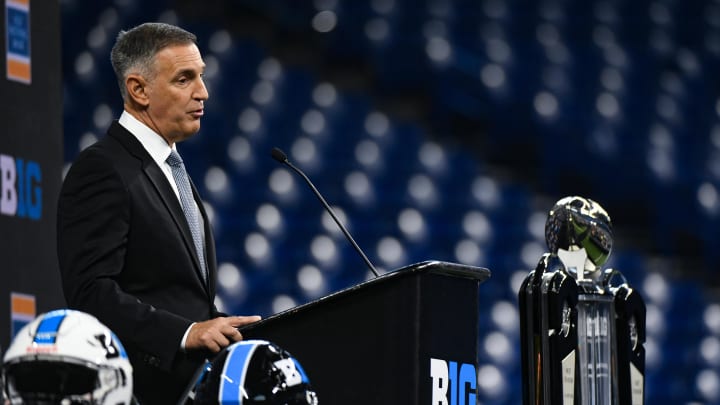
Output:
top-left (190, 340), bottom-right (318, 404)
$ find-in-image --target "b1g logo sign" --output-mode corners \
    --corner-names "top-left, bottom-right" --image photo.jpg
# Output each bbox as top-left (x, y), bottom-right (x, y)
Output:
top-left (430, 358), bottom-right (477, 405)
top-left (1, 154), bottom-right (42, 220)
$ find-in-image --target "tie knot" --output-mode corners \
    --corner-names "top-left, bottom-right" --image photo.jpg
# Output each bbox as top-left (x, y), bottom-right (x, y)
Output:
top-left (166, 150), bottom-right (183, 167)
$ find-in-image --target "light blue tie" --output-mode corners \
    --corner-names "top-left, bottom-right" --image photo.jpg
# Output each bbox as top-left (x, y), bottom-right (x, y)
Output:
top-left (166, 150), bottom-right (208, 284)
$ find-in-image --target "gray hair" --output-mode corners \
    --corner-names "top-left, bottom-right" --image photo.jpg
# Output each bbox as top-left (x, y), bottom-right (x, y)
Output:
top-left (110, 22), bottom-right (197, 100)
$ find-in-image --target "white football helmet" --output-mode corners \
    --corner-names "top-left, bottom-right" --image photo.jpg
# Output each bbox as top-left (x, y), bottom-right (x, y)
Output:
top-left (2, 309), bottom-right (133, 404)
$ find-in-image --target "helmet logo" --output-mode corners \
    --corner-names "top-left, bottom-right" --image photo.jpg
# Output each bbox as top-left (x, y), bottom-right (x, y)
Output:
top-left (91, 333), bottom-right (121, 359)
top-left (273, 358), bottom-right (303, 387)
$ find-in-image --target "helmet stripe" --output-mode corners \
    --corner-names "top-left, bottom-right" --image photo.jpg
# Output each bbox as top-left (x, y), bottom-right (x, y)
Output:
top-left (109, 331), bottom-right (129, 359)
top-left (33, 309), bottom-right (69, 344)
top-left (292, 358), bottom-right (311, 384)
top-left (219, 341), bottom-right (260, 404)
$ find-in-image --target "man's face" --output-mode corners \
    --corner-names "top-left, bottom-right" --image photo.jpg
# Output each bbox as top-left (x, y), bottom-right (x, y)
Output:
top-left (144, 43), bottom-right (208, 144)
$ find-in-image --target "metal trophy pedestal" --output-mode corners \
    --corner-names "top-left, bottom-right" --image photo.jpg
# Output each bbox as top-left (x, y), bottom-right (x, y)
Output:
top-left (577, 287), bottom-right (616, 404)
top-left (519, 196), bottom-right (646, 405)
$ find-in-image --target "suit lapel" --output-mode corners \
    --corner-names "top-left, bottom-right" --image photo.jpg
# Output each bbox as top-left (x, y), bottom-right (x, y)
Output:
top-left (108, 122), bottom-right (210, 294)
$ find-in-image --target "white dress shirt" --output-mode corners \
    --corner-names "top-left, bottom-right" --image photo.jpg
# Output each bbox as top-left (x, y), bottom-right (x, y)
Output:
top-left (119, 111), bottom-right (182, 199)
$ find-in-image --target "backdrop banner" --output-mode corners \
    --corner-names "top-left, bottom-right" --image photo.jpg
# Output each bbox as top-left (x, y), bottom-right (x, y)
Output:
top-left (0, 0), bottom-right (64, 349)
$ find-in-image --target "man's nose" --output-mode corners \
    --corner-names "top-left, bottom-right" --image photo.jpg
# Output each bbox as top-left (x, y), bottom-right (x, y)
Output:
top-left (195, 77), bottom-right (209, 101)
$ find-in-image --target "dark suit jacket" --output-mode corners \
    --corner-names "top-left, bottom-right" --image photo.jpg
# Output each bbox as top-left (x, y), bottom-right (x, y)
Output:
top-left (57, 121), bottom-right (222, 404)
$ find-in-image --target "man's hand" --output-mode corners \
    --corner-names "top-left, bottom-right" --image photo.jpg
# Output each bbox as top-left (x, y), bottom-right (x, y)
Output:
top-left (185, 315), bottom-right (261, 353)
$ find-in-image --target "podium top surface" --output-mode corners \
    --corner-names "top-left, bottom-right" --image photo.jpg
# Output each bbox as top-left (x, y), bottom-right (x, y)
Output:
top-left (240, 260), bottom-right (490, 333)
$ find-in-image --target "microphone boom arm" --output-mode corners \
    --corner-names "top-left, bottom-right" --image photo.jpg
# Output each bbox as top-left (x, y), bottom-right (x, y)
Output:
top-left (272, 148), bottom-right (380, 277)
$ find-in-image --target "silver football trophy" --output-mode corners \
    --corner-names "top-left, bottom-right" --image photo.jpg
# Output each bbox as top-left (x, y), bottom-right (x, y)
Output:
top-left (519, 196), bottom-right (646, 405)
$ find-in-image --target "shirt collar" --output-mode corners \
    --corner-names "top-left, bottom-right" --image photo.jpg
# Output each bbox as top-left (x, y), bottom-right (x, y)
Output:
top-left (118, 110), bottom-right (177, 166)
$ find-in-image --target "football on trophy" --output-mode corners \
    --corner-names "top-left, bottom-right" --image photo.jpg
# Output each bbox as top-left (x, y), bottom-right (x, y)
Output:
top-left (544, 196), bottom-right (613, 271)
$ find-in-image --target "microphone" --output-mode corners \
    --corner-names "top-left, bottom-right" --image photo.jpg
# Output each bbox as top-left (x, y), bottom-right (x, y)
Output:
top-left (271, 147), bottom-right (380, 278)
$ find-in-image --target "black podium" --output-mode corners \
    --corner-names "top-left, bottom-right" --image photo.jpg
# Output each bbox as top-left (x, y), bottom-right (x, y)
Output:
top-left (240, 261), bottom-right (490, 404)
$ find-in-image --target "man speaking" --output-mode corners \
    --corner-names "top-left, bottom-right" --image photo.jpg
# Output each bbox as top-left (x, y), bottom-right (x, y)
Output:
top-left (57, 22), bottom-right (260, 404)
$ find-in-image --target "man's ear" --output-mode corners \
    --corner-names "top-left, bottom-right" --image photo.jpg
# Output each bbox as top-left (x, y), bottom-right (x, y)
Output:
top-left (126, 74), bottom-right (150, 108)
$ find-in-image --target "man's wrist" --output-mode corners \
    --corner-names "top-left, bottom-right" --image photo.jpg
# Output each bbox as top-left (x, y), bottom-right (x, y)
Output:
top-left (180, 322), bottom-right (196, 351)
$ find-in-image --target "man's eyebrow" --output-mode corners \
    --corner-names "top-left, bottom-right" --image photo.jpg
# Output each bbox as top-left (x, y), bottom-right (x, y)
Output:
top-left (174, 67), bottom-right (202, 78)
